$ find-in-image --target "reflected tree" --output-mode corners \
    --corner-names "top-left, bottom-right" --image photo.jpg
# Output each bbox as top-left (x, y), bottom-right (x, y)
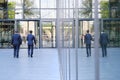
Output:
top-left (100, 1), bottom-right (109, 18)
top-left (8, 2), bottom-right (16, 19)
top-left (80, 0), bottom-right (92, 18)
top-left (23, 0), bottom-right (34, 18)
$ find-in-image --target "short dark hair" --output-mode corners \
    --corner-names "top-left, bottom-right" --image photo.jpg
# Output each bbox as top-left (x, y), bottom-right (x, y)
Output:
top-left (87, 30), bottom-right (89, 33)
top-left (15, 30), bottom-right (18, 33)
top-left (29, 30), bottom-right (32, 33)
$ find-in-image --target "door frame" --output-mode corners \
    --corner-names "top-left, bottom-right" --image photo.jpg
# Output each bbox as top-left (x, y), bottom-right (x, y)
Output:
top-left (60, 19), bottom-right (75, 48)
top-left (15, 19), bottom-right (40, 48)
top-left (40, 19), bottom-right (56, 48)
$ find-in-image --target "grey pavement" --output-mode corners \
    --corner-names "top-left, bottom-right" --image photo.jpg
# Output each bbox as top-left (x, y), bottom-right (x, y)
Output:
top-left (74, 48), bottom-right (120, 80)
top-left (0, 49), bottom-right (60, 80)
top-left (0, 48), bottom-right (120, 80)
top-left (58, 48), bottom-right (120, 80)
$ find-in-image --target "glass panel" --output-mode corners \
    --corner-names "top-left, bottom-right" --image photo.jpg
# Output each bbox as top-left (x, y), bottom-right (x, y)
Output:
top-left (42, 21), bottom-right (56, 48)
top-left (32, 0), bottom-right (40, 8)
top-left (41, 0), bottom-right (56, 8)
top-left (0, 21), bottom-right (14, 48)
top-left (110, 0), bottom-right (117, 2)
top-left (15, 8), bottom-right (40, 19)
top-left (8, 1), bottom-right (16, 19)
top-left (103, 20), bottom-right (120, 47)
top-left (8, 0), bottom-right (23, 19)
top-left (0, 10), bottom-right (4, 19)
top-left (0, 0), bottom-right (4, 3)
top-left (41, 9), bottom-right (56, 18)
top-left (79, 20), bottom-right (94, 48)
top-left (15, 9), bottom-right (23, 19)
top-left (30, 8), bottom-right (40, 18)
top-left (62, 21), bottom-right (74, 47)
top-left (59, 9), bottom-right (74, 18)
top-left (19, 21), bottom-right (39, 48)
top-left (19, 21), bottom-right (28, 48)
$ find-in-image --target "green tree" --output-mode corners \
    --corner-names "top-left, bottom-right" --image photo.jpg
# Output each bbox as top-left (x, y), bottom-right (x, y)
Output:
top-left (80, 0), bottom-right (109, 18)
top-left (80, 0), bottom-right (92, 18)
top-left (8, 2), bottom-right (16, 19)
top-left (100, 1), bottom-right (109, 18)
top-left (23, 0), bottom-right (34, 18)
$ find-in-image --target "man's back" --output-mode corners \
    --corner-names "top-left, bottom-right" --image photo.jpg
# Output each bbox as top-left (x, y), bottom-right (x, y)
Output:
top-left (100, 33), bottom-right (109, 44)
top-left (12, 34), bottom-right (22, 45)
top-left (27, 34), bottom-right (36, 45)
top-left (84, 33), bottom-right (92, 44)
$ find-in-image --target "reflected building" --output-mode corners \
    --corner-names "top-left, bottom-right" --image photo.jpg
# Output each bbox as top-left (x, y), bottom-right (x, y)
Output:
top-left (109, 0), bottom-right (120, 18)
top-left (0, 0), bottom-right (8, 19)
top-left (102, 0), bottom-right (120, 47)
top-left (0, 0), bottom-right (14, 48)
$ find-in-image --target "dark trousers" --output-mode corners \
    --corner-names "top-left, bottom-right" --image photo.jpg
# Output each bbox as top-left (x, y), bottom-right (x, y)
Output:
top-left (28, 45), bottom-right (34, 57)
top-left (101, 44), bottom-right (107, 57)
top-left (13, 45), bottom-right (20, 58)
top-left (86, 44), bottom-right (91, 57)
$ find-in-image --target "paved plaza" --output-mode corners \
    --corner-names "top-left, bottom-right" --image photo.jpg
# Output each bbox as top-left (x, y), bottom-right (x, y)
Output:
top-left (0, 49), bottom-right (60, 80)
top-left (73, 48), bottom-right (120, 80)
top-left (0, 48), bottom-right (120, 80)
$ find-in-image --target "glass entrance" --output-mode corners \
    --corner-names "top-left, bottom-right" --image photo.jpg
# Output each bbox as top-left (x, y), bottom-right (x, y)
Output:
top-left (60, 20), bottom-right (74, 48)
top-left (17, 20), bottom-right (39, 48)
top-left (41, 21), bottom-right (56, 48)
top-left (79, 20), bottom-right (94, 47)
top-left (0, 21), bottom-right (14, 48)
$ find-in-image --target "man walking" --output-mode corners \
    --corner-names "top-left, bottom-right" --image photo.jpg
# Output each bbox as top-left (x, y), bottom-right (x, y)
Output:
top-left (11, 31), bottom-right (22, 58)
top-left (27, 30), bottom-right (36, 57)
top-left (84, 30), bottom-right (92, 57)
top-left (100, 30), bottom-right (109, 57)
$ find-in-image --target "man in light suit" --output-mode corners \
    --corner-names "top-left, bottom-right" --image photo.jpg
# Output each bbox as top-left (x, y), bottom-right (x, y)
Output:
top-left (11, 31), bottom-right (22, 58)
top-left (27, 30), bottom-right (36, 57)
top-left (84, 30), bottom-right (92, 57)
top-left (100, 30), bottom-right (109, 57)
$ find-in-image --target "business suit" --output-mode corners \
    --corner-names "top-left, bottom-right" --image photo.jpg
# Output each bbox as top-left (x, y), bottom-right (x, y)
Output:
top-left (11, 32), bottom-right (22, 58)
top-left (100, 32), bottom-right (109, 57)
top-left (27, 32), bottom-right (36, 57)
top-left (84, 31), bottom-right (92, 57)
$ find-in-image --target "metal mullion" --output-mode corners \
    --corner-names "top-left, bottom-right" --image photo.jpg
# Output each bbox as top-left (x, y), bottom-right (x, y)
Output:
top-left (94, 0), bottom-right (100, 80)
top-left (39, 20), bottom-right (42, 48)
top-left (75, 0), bottom-right (79, 80)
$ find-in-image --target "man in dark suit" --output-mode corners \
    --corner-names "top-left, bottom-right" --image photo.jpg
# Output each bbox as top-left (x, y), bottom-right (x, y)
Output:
top-left (84, 30), bottom-right (92, 57)
top-left (100, 30), bottom-right (109, 57)
top-left (11, 31), bottom-right (22, 58)
top-left (27, 30), bottom-right (36, 57)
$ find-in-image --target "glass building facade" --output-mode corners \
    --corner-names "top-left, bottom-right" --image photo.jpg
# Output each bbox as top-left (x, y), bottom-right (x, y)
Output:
top-left (103, 0), bottom-right (120, 47)
top-left (0, 0), bottom-right (120, 48)
top-left (0, 0), bottom-right (120, 80)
